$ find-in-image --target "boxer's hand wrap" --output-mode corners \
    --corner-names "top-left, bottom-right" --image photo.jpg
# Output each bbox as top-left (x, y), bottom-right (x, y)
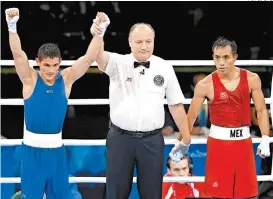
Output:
top-left (90, 13), bottom-right (110, 37)
top-left (200, 126), bottom-right (210, 137)
top-left (5, 8), bottom-right (19, 33)
top-left (258, 135), bottom-right (271, 157)
top-left (169, 139), bottom-right (190, 163)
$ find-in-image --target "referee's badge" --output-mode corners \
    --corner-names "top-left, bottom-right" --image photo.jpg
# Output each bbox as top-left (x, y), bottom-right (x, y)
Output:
top-left (153, 75), bottom-right (164, 87)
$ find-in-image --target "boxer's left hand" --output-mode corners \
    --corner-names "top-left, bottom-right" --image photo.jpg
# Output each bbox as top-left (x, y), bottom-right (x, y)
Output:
top-left (257, 135), bottom-right (270, 158)
top-left (90, 12), bottom-right (110, 37)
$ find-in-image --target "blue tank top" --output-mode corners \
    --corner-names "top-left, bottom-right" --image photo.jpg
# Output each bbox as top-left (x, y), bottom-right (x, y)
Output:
top-left (24, 72), bottom-right (68, 134)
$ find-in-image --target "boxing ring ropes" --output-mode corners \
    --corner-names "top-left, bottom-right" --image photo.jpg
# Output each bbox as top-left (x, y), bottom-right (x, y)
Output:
top-left (1, 59), bottom-right (273, 184)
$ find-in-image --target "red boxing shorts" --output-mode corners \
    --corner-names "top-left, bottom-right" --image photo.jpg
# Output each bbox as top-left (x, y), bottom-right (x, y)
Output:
top-left (204, 124), bottom-right (258, 198)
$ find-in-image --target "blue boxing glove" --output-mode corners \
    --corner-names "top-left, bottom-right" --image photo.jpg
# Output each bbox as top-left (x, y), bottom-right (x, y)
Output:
top-left (169, 139), bottom-right (190, 163)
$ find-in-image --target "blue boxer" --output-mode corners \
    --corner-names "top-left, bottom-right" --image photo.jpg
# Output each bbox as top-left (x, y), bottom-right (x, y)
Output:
top-left (21, 72), bottom-right (69, 199)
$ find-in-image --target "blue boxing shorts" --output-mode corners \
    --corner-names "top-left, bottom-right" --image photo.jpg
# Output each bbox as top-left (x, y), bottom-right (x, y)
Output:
top-left (20, 143), bottom-right (69, 199)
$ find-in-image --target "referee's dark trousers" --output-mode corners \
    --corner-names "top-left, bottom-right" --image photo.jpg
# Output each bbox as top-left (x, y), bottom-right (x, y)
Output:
top-left (106, 123), bottom-right (164, 199)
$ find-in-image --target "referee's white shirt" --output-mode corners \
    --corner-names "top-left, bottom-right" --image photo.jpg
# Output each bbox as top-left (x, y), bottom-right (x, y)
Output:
top-left (101, 53), bottom-right (184, 131)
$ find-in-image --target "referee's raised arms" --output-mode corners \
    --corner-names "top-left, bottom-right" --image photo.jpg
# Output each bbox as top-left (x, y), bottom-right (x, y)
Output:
top-left (96, 49), bottom-right (110, 72)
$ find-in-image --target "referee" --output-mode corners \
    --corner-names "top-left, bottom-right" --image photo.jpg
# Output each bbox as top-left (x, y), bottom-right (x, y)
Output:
top-left (91, 15), bottom-right (191, 199)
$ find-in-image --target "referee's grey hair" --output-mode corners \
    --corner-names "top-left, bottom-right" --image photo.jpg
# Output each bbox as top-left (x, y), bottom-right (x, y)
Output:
top-left (129, 23), bottom-right (155, 38)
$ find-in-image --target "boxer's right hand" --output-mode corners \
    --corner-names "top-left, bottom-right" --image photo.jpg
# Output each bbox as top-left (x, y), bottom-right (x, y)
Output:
top-left (169, 139), bottom-right (190, 163)
top-left (169, 150), bottom-right (184, 163)
top-left (200, 126), bottom-right (210, 137)
top-left (5, 8), bottom-right (19, 33)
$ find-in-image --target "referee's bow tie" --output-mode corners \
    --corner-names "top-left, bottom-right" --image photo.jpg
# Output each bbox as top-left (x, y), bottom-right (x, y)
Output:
top-left (133, 61), bottom-right (150, 68)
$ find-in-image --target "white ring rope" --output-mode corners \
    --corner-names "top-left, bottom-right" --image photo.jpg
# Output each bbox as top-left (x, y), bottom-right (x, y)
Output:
top-left (1, 60), bottom-right (273, 183)
top-left (1, 175), bottom-right (273, 184)
top-left (1, 138), bottom-right (273, 146)
top-left (1, 98), bottom-right (272, 105)
top-left (1, 60), bottom-right (273, 66)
